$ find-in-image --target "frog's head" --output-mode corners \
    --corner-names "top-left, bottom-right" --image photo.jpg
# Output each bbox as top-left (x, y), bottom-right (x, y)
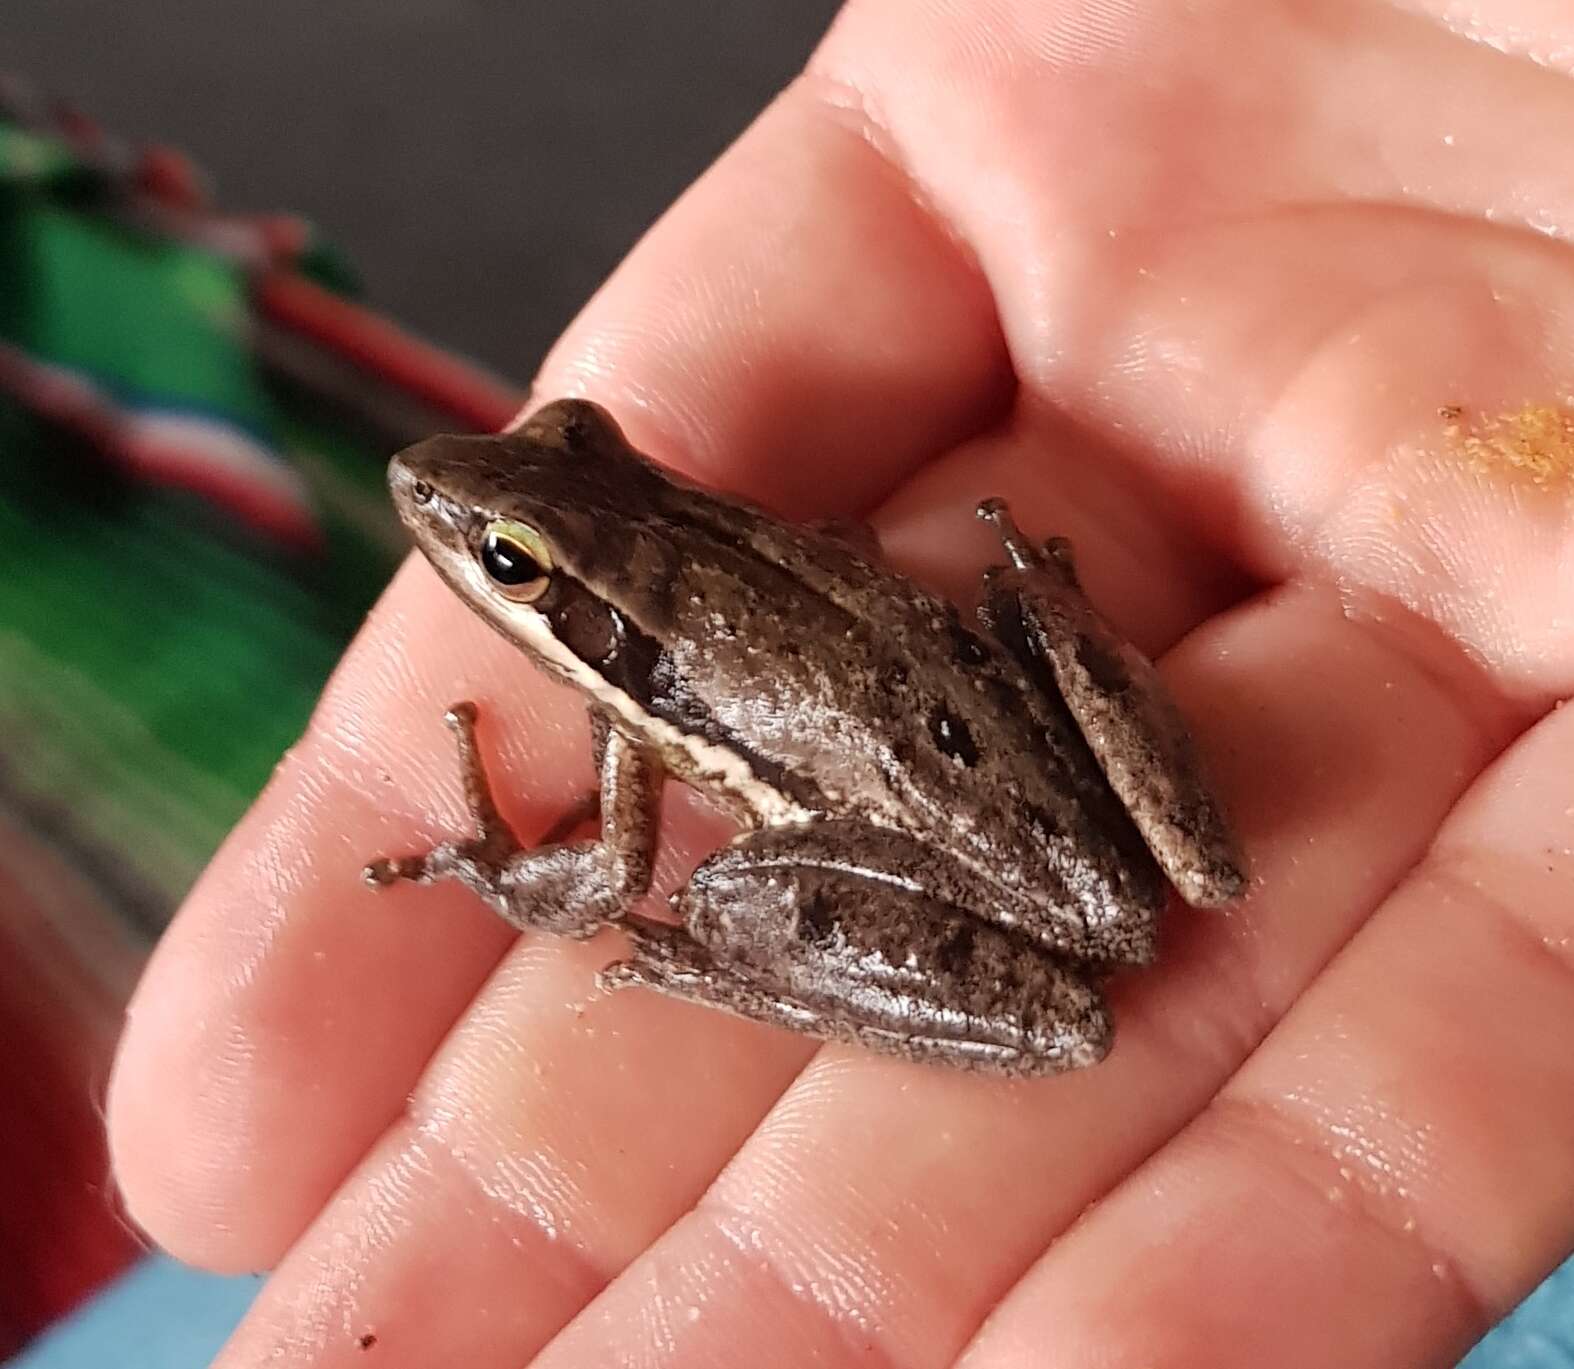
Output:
top-left (387, 399), bottom-right (686, 695)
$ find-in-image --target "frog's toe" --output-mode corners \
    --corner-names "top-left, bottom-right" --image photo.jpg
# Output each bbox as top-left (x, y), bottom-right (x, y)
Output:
top-left (362, 853), bottom-right (430, 887)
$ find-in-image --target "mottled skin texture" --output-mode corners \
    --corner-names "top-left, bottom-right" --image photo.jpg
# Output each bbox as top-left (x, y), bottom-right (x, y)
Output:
top-left (366, 399), bottom-right (1244, 1075)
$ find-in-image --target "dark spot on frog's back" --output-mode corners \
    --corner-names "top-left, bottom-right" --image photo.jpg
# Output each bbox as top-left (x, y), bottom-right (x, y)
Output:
top-left (929, 706), bottom-right (979, 768)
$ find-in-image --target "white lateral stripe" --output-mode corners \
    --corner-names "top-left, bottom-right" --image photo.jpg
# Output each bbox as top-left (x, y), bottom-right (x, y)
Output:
top-left (455, 556), bottom-right (811, 828)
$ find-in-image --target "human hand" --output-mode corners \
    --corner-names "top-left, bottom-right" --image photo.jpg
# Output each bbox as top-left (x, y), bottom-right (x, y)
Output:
top-left (109, 2), bottom-right (1574, 1364)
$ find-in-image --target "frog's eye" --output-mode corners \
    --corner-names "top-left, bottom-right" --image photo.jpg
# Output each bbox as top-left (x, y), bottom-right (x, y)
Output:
top-left (479, 519), bottom-right (553, 603)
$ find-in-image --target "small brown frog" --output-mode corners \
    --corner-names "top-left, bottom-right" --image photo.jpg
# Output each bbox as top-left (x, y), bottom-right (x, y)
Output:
top-left (366, 400), bottom-right (1243, 1075)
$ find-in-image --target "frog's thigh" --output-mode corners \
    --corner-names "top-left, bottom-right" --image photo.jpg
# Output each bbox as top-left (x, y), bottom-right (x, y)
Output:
top-left (605, 922), bottom-right (1078, 1076)
top-left (609, 822), bottom-right (1112, 1075)
top-left (603, 920), bottom-right (821, 1039)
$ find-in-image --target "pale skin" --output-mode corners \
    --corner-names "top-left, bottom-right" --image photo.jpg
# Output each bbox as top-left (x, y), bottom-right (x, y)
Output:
top-left (106, 1), bottom-right (1574, 1365)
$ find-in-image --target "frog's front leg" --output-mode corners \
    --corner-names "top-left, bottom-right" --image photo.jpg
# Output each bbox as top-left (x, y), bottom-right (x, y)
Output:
top-left (364, 702), bottom-right (660, 938)
top-left (603, 820), bottom-right (1112, 1076)
top-left (977, 499), bottom-right (1245, 908)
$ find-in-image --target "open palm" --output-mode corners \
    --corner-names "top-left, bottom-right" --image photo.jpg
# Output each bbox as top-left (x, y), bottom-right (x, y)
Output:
top-left (109, 2), bottom-right (1574, 1364)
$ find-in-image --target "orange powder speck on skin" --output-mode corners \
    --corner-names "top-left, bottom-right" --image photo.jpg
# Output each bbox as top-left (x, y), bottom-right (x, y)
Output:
top-left (1440, 402), bottom-right (1574, 486)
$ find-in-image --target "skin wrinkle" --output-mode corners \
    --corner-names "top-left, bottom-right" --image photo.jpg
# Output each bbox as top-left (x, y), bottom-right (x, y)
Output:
top-left (281, 1151), bottom-right (427, 1359)
top-left (697, 1079), bottom-right (1039, 1369)
top-left (402, 968), bottom-right (660, 1262)
top-left (696, 1193), bottom-right (908, 1369)
top-left (796, 68), bottom-right (1001, 295)
top-left (1421, 855), bottom-right (1574, 983)
top-left (221, 1106), bottom-right (625, 1364)
top-left (1315, 5), bottom-right (1557, 220)
top-left (1327, 586), bottom-right (1523, 760)
top-left (1183, 195), bottom-right (1574, 262)
top-left (414, 1120), bottom-right (614, 1313)
top-left (1196, 1092), bottom-right (1493, 1340)
top-left (1294, 0), bottom-right (1574, 235)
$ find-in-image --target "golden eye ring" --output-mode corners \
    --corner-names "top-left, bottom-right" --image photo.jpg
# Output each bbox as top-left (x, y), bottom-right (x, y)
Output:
top-left (479, 520), bottom-right (552, 603)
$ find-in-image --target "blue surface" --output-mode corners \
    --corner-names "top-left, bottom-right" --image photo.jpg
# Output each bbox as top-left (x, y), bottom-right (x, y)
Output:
top-left (7, 1257), bottom-right (260, 1369)
top-left (1463, 1258), bottom-right (1574, 1369)
top-left (7, 1250), bottom-right (1572, 1367)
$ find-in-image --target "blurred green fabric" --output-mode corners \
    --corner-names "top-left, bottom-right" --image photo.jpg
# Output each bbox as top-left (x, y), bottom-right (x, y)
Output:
top-left (0, 96), bottom-right (520, 1349)
top-left (0, 115), bottom-right (400, 924)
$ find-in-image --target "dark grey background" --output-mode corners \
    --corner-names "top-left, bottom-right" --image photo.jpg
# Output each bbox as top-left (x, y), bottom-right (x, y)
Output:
top-left (10, 1), bottom-right (840, 379)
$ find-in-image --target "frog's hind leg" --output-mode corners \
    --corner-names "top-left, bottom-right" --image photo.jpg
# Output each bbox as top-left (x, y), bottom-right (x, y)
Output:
top-left (606, 820), bottom-right (1112, 1075)
top-left (602, 919), bottom-right (1059, 1077)
top-left (364, 702), bottom-right (661, 939)
top-left (602, 919), bottom-right (822, 1038)
top-left (976, 499), bottom-right (1246, 909)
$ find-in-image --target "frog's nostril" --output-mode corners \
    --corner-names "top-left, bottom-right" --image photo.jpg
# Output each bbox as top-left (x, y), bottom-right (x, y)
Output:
top-left (412, 478), bottom-right (434, 505)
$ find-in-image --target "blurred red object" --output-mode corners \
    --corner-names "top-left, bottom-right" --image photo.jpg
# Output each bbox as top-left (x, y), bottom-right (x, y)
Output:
top-left (0, 810), bottom-right (147, 1352)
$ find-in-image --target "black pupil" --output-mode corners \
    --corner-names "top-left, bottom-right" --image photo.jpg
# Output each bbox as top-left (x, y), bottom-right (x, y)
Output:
top-left (482, 532), bottom-right (543, 586)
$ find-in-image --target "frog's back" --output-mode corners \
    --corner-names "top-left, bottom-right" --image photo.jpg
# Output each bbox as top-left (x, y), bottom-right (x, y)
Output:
top-left (634, 508), bottom-right (1167, 952)
top-left (515, 428), bottom-right (1167, 953)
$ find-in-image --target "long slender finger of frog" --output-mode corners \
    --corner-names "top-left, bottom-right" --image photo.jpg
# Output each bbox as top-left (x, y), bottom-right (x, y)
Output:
top-left (595, 727), bottom-right (662, 898)
top-left (361, 852), bottom-right (435, 886)
top-left (587, 706), bottom-right (611, 773)
top-left (976, 496), bottom-right (1040, 570)
top-left (368, 837), bottom-right (499, 892)
top-left (361, 833), bottom-right (513, 891)
top-left (361, 702), bottom-right (523, 887)
top-left (443, 700), bottom-right (516, 850)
